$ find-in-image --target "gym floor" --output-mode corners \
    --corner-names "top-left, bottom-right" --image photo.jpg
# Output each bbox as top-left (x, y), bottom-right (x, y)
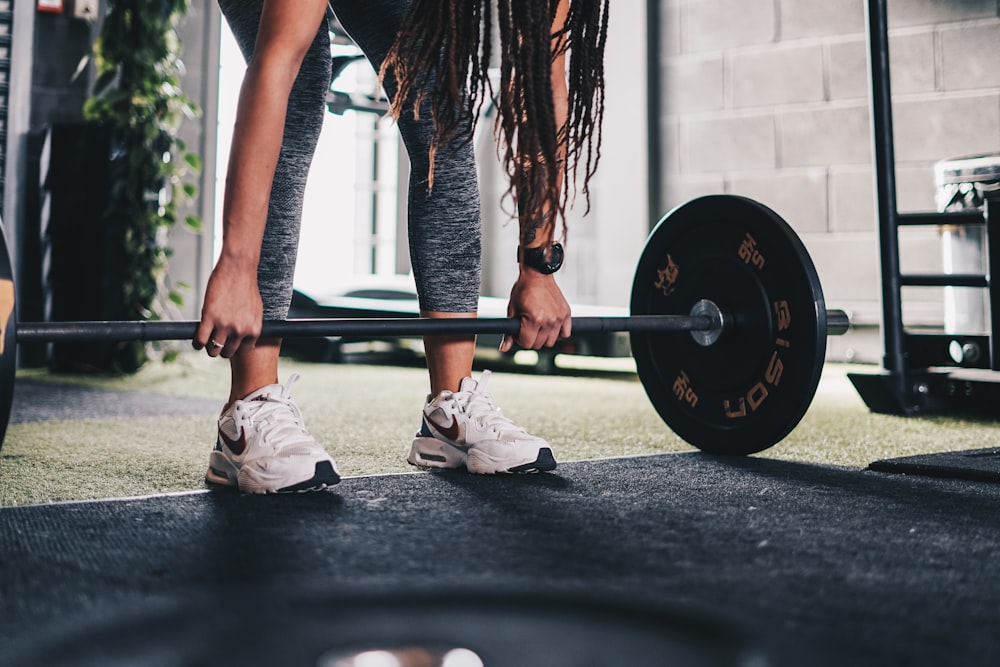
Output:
top-left (2, 355), bottom-right (999, 665)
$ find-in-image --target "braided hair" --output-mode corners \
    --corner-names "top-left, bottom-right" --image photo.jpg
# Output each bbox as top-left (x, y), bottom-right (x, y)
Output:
top-left (381, 0), bottom-right (610, 244)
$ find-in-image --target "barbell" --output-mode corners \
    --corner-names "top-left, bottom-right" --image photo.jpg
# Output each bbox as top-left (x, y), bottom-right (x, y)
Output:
top-left (0, 195), bottom-right (850, 456)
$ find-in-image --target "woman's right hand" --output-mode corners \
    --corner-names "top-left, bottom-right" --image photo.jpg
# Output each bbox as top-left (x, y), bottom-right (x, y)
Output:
top-left (193, 256), bottom-right (262, 358)
top-left (499, 269), bottom-right (572, 353)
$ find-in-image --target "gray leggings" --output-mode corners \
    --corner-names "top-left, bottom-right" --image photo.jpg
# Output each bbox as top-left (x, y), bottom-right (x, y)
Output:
top-left (218, 0), bottom-right (482, 318)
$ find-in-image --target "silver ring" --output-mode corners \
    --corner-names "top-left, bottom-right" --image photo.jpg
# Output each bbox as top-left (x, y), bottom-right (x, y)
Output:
top-left (209, 339), bottom-right (224, 349)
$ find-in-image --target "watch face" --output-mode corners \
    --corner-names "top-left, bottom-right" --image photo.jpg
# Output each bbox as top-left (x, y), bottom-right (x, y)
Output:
top-left (524, 243), bottom-right (564, 274)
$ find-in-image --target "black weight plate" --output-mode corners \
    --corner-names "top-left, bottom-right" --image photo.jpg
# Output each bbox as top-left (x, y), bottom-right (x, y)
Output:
top-left (630, 195), bottom-right (827, 455)
top-left (0, 222), bottom-right (15, 451)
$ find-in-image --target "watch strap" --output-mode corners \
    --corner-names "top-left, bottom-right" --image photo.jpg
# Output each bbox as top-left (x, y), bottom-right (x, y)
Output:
top-left (519, 242), bottom-right (564, 274)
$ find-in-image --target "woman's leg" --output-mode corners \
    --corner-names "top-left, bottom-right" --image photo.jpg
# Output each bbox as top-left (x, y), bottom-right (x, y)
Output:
top-left (332, 0), bottom-right (481, 396)
top-left (206, 0), bottom-right (340, 493)
top-left (218, 0), bottom-right (332, 403)
top-left (332, 0), bottom-right (554, 473)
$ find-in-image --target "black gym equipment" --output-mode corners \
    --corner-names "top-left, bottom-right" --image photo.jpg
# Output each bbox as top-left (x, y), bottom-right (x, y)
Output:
top-left (0, 194), bottom-right (851, 457)
top-left (4, 588), bottom-right (767, 667)
top-left (631, 196), bottom-right (833, 455)
top-left (849, 0), bottom-right (1000, 418)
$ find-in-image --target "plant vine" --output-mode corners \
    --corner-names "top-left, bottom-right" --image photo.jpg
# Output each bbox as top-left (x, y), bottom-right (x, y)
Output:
top-left (82, 0), bottom-right (202, 367)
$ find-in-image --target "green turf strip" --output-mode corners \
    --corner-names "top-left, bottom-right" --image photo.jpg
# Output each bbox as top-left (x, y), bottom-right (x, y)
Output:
top-left (1, 355), bottom-right (997, 506)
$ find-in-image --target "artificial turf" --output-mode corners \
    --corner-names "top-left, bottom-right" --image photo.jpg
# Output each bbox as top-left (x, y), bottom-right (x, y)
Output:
top-left (1, 353), bottom-right (998, 506)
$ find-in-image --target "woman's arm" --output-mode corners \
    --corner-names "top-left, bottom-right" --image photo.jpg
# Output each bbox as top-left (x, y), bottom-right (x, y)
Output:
top-left (195, 0), bottom-right (329, 357)
top-left (516, 0), bottom-right (570, 252)
top-left (501, 0), bottom-right (574, 353)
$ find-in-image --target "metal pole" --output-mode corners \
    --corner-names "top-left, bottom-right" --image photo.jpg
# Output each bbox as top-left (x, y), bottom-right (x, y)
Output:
top-left (645, 0), bottom-right (663, 228)
top-left (15, 315), bottom-right (716, 343)
top-left (827, 310), bottom-right (851, 337)
top-left (866, 0), bottom-right (908, 390)
top-left (16, 309), bottom-right (852, 343)
top-left (987, 195), bottom-right (999, 370)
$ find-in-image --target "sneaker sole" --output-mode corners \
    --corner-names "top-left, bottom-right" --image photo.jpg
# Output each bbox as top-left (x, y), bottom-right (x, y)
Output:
top-left (408, 438), bottom-right (557, 475)
top-left (469, 447), bottom-right (558, 474)
top-left (205, 451), bottom-right (239, 488)
top-left (407, 437), bottom-right (469, 469)
top-left (275, 460), bottom-right (341, 493)
top-left (207, 460), bottom-right (341, 494)
top-left (506, 448), bottom-right (557, 473)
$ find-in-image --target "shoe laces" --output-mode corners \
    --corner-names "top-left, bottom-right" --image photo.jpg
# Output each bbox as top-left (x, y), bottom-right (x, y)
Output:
top-left (454, 371), bottom-right (528, 438)
top-left (233, 374), bottom-right (316, 452)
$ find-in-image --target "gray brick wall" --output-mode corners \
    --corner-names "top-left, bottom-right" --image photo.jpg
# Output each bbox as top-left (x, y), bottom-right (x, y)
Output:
top-left (658, 0), bottom-right (1000, 360)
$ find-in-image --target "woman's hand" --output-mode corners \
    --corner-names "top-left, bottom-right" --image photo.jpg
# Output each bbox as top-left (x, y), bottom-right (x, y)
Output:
top-left (500, 270), bottom-right (572, 353)
top-left (193, 256), bottom-right (262, 358)
top-left (191, 0), bottom-right (329, 360)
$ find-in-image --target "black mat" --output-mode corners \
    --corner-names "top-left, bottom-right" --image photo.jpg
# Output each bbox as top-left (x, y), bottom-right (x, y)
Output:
top-left (3, 454), bottom-right (1000, 666)
top-left (869, 447), bottom-right (1000, 483)
top-left (10, 379), bottom-right (221, 423)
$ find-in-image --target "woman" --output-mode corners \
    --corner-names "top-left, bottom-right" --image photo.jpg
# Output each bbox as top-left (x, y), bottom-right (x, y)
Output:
top-left (194, 0), bottom-right (609, 493)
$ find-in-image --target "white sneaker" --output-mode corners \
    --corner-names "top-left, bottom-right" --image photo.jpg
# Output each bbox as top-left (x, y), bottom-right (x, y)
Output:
top-left (408, 370), bottom-right (557, 474)
top-left (206, 374), bottom-right (340, 493)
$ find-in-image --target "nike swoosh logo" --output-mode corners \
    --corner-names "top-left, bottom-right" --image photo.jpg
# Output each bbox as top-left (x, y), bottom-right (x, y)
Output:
top-left (218, 426), bottom-right (248, 455)
top-left (429, 414), bottom-right (462, 443)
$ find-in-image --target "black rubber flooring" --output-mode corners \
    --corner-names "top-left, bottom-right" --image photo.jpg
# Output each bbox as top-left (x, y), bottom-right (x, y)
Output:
top-left (10, 379), bottom-right (220, 423)
top-left (2, 454), bottom-right (999, 666)
top-left (870, 447), bottom-right (1000, 483)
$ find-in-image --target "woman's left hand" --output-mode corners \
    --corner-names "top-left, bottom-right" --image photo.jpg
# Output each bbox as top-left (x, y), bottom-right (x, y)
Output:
top-left (500, 270), bottom-right (572, 353)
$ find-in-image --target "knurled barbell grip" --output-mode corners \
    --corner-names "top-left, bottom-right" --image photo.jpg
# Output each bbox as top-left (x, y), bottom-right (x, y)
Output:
top-left (15, 315), bottom-right (713, 343)
top-left (15, 309), bottom-right (849, 343)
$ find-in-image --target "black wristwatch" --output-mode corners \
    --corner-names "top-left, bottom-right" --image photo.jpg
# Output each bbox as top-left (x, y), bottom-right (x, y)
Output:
top-left (519, 242), bottom-right (564, 274)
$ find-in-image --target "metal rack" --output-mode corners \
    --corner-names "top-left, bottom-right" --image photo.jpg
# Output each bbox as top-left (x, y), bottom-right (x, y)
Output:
top-left (848, 0), bottom-right (1000, 416)
top-left (0, 0), bottom-right (13, 215)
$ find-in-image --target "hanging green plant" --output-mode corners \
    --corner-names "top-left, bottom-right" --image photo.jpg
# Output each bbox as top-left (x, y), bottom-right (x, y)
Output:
top-left (81, 0), bottom-right (203, 368)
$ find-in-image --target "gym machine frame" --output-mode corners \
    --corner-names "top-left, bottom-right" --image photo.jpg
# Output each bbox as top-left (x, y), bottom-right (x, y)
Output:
top-left (848, 0), bottom-right (1000, 416)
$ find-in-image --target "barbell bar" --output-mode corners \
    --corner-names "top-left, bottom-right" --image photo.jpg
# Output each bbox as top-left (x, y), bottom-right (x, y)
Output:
top-left (17, 314), bottom-right (713, 342)
top-left (0, 194), bottom-right (853, 457)
top-left (14, 310), bottom-right (850, 343)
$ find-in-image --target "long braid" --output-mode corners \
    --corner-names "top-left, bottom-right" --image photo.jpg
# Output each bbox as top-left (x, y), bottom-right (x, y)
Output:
top-left (493, 0), bottom-right (561, 242)
top-left (562, 0), bottom-right (608, 216)
top-left (381, 0), bottom-right (610, 244)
